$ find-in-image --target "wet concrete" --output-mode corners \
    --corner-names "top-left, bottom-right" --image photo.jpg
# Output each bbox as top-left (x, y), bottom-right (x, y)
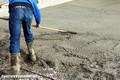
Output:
top-left (1, 0), bottom-right (120, 80)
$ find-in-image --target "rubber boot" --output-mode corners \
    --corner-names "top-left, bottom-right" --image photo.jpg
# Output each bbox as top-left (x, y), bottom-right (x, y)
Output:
top-left (10, 54), bottom-right (21, 75)
top-left (27, 43), bottom-right (36, 61)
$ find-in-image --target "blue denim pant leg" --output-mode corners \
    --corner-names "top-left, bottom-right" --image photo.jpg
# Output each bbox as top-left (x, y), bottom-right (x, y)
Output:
top-left (22, 8), bottom-right (34, 43)
top-left (9, 7), bottom-right (33, 55)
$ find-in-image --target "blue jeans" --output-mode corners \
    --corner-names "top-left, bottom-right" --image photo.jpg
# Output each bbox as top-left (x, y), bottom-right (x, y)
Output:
top-left (9, 7), bottom-right (33, 55)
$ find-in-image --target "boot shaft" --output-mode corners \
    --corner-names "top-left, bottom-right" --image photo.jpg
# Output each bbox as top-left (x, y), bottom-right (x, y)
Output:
top-left (11, 54), bottom-right (20, 66)
top-left (27, 43), bottom-right (36, 61)
top-left (27, 43), bottom-right (35, 55)
top-left (10, 54), bottom-right (21, 75)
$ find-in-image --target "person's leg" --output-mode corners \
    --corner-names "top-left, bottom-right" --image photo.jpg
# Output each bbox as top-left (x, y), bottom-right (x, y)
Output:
top-left (22, 7), bottom-right (33, 43)
top-left (22, 7), bottom-right (36, 61)
top-left (9, 8), bottom-right (24, 74)
top-left (9, 8), bottom-right (24, 54)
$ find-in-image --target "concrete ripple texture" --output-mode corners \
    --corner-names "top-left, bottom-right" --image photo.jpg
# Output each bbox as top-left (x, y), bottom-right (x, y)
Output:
top-left (1, 0), bottom-right (120, 80)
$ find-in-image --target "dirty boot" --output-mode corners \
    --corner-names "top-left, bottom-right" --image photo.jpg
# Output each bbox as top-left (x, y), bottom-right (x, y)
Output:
top-left (10, 54), bottom-right (21, 75)
top-left (27, 43), bottom-right (36, 61)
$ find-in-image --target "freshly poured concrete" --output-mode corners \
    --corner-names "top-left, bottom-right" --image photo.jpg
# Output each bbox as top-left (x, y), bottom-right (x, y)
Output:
top-left (40, 0), bottom-right (120, 40)
top-left (1, 0), bottom-right (120, 79)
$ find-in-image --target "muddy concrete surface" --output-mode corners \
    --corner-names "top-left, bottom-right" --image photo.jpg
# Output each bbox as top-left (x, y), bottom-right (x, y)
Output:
top-left (1, 0), bottom-right (120, 80)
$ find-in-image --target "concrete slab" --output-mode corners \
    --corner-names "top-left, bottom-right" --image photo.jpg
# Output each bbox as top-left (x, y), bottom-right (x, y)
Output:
top-left (1, 1), bottom-right (120, 79)
top-left (71, 0), bottom-right (120, 9)
top-left (39, 0), bottom-right (120, 40)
